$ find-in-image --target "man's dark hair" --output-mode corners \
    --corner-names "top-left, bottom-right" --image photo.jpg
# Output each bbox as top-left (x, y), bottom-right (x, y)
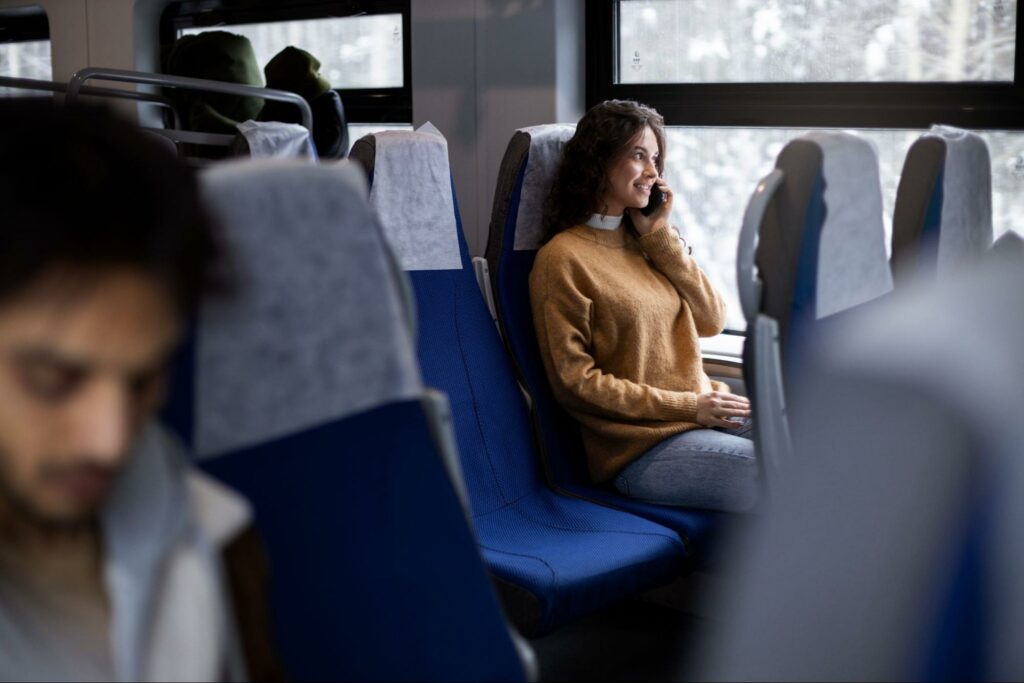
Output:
top-left (0, 98), bottom-right (223, 314)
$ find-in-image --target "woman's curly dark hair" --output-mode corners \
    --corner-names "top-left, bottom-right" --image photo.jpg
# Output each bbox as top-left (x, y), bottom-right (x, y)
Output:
top-left (543, 99), bottom-right (665, 242)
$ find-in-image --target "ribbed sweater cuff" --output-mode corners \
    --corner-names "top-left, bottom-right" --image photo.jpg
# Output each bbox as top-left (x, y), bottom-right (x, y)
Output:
top-left (663, 391), bottom-right (698, 422)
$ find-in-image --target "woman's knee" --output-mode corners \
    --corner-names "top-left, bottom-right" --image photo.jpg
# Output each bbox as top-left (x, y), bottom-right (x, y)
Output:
top-left (613, 439), bottom-right (758, 511)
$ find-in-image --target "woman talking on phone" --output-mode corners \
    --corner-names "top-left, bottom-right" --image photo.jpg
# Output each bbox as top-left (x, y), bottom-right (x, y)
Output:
top-left (530, 99), bottom-right (757, 512)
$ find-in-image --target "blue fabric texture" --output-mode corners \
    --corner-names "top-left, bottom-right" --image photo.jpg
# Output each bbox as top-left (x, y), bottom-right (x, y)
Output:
top-left (165, 364), bottom-right (525, 680)
top-left (163, 350), bottom-right (526, 682)
top-left (162, 161), bottom-right (526, 681)
top-left (201, 403), bottom-right (527, 682)
top-left (491, 157), bottom-right (729, 565)
top-left (407, 182), bottom-right (684, 636)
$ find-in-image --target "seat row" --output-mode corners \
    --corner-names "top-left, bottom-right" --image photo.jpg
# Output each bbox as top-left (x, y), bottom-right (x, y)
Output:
top-left (159, 121), bottom-right (1005, 680)
top-left (736, 126), bottom-right (1006, 485)
top-left (160, 126), bottom-right (707, 681)
top-left (704, 131), bottom-right (1024, 680)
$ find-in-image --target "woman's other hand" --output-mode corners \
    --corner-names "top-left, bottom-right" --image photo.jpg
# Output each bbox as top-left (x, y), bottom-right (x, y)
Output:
top-left (628, 177), bottom-right (673, 236)
top-left (695, 391), bottom-right (751, 429)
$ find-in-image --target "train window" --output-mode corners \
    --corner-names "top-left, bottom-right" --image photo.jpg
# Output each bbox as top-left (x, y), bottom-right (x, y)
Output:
top-left (0, 6), bottom-right (51, 95)
top-left (619, 0), bottom-right (1017, 84)
top-left (162, 1), bottom-right (411, 124)
top-left (590, 0), bottom-right (1024, 333)
top-left (180, 14), bottom-right (404, 89)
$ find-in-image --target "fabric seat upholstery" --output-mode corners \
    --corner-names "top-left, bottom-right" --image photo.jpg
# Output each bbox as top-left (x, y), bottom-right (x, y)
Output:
top-left (891, 125), bottom-right (993, 287)
top-left (350, 130), bottom-right (686, 638)
top-left (161, 159), bottom-right (527, 681)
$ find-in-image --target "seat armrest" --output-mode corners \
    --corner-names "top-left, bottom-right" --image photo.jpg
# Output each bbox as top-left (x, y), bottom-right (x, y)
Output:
top-left (472, 256), bottom-right (499, 329)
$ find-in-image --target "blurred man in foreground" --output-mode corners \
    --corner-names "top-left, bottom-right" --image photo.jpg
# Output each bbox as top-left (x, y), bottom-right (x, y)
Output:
top-left (0, 100), bottom-right (277, 681)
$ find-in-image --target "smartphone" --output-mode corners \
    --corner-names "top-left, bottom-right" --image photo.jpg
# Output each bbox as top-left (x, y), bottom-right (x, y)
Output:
top-left (641, 184), bottom-right (665, 217)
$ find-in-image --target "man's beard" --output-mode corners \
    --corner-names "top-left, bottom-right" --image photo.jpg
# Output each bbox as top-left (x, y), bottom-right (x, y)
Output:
top-left (0, 455), bottom-right (111, 533)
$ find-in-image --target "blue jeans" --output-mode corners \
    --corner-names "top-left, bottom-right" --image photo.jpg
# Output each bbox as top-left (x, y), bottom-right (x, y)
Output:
top-left (613, 419), bottom-right (758, 512)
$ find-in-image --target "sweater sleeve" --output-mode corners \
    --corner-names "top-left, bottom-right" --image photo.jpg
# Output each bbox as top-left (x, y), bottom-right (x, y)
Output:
top-left (638, 226), bottom-right (728, 337)
top-left (533, 261), bottom-right (700, 423)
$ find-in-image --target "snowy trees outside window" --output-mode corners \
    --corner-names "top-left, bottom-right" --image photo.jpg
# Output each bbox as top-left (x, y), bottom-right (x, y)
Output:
top-left (0, 40), bottom-right (52, 96)
top-left (182, 13), bottom-right (404, 90)
top-left (619, 0), bottom-right (1016, 83)
top-left (617, 0), bottom-right (1020, 331)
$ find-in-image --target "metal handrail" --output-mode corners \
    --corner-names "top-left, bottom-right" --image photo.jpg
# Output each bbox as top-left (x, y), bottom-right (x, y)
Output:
top-left (0, 75), bottom-right (183, 129)
top-left (67, 67), bottom-right (313, 133)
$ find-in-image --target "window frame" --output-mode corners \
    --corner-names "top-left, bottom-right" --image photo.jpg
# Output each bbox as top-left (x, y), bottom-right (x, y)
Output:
top-left (587, 1), bottom-right (1024, 130)
top-left (160, 0), bottom-right (412, 124)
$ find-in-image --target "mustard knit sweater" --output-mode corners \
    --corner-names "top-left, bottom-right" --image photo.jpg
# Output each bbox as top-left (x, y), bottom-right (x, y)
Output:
top-left (529, 224), bottom-right (729, 482)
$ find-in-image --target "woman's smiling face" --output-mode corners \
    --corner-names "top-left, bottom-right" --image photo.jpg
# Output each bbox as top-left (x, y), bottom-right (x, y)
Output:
top-left (600, 125), bottom-right (660, 217)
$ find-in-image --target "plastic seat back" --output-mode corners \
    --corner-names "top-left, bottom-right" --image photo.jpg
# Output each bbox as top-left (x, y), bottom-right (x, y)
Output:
top-left (163, 159), bottom-right (526, 682)
top-left (892, 125), bottom-right (993, 286)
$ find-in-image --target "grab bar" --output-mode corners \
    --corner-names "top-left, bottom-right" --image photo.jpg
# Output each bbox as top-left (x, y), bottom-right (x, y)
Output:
top-left (67, 67), bottom-right (312, 133)
top-left (0, 75), bottom-right (182, 129)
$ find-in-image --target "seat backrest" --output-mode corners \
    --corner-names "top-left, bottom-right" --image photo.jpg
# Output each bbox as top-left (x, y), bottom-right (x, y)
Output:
top-left (737, 131), bottom-right (894, 481)
top-left (349, 128), bottom-right (552, 518)
top-left (702, 252), bottom-right (1024, 682)
top-left (483, 124), bottom-right (589, 490)
top-left (892, 125), bottom-right (993, 286)
top-left (163, 159), bottom-right (525, 682)
top-left (756, 131), bottom-right (894, 369)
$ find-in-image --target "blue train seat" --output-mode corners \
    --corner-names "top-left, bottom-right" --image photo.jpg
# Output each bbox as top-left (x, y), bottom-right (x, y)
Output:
top-left (702, 247), bottom-right (1024, 682)
top-left (736, 132), bottom-right (894, 484)
top-left (483, 125), bottom-right (730, 565)
top-left (162, 159), bottom-right (530, 681)
top-left (349, 128), bottom-right (687, 638)
top-left (892, 125), bottom-right (994, 286)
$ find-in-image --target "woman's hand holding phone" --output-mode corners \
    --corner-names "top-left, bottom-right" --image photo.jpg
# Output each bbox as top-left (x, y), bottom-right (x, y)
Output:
top-left (629, 177), bottom-right (673, 236)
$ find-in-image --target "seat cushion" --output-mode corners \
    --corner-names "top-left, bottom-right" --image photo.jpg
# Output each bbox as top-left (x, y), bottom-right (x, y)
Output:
top-left (475, 491), bottom-right (686, 637)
